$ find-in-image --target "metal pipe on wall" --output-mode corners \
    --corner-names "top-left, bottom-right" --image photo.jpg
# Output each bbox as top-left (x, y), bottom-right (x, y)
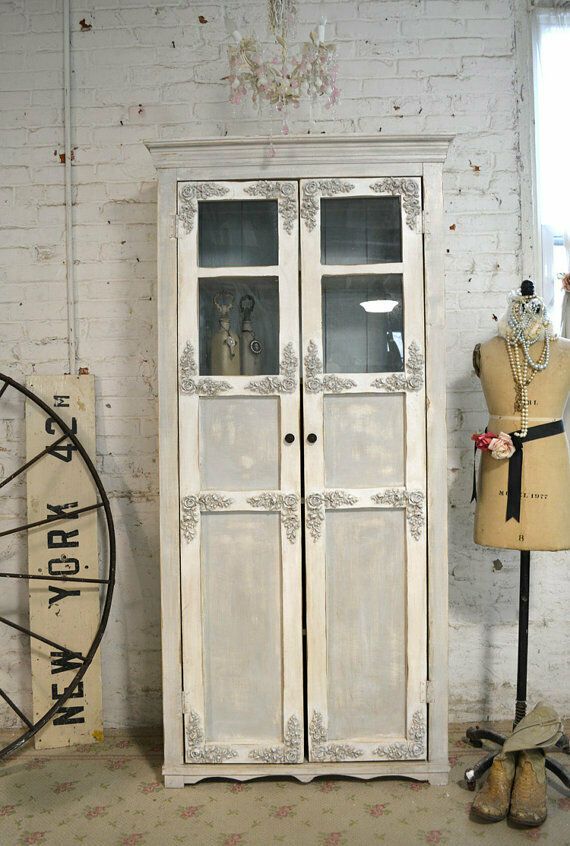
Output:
top-left (63, 0), bottom-right (76, 374)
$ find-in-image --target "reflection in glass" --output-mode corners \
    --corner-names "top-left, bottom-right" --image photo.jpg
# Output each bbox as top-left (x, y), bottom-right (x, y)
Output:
top-left (199, 277), bottom-right (279, 375)
top-left (322, 274), bottom-right (404, 373)
top-left (198, 200), bottom-right (278, 267)
top-left (321, 197), bottom-right (402, 265)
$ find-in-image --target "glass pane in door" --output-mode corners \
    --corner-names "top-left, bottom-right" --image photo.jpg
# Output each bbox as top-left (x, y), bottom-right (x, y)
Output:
top-left (322, 274), bottom-right (404, 373)
top-left (199, 277), bottom-right (280, 375)
top-left (321, 196), bottom-right (402, 264)
top-left (199, 200), bottom-right (278, 267)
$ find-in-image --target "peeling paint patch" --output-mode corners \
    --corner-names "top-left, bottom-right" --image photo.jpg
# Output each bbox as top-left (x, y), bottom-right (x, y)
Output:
top-left (35, 246), bottom-right (55, 262)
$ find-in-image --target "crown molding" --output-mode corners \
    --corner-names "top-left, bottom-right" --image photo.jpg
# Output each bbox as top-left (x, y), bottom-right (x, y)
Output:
top-left (145, 134), bottom-right (452, 178)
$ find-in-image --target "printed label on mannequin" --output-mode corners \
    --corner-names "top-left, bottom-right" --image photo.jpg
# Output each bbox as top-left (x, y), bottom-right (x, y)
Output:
top-left (514, 398), bottom-right (539, 413)
top-left (498, 490), bottom-right (549, 500)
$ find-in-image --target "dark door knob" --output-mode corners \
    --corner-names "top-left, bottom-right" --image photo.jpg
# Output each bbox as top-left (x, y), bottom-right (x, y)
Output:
top-left (284, 433), bottom-right (295, 444)
top-left (307, 433), bottom-right (318, 443)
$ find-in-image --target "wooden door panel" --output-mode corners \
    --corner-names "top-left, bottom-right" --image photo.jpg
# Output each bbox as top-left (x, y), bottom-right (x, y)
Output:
top-left (178, 180), bottom-right (303, 764)
top-left (301, 177), bottom-right (428, 763)
top-left (325, 508), bottom-right (407, 741)
top-left (199, 395), bottom-right (280, 491)
top-left (201, 511), bottom-right (283, 742)
top-left (323, 393), bottom-right (405, 488)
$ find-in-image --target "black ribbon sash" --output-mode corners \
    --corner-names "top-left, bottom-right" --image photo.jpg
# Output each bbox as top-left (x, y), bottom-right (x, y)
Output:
top-left (471, 419), bottom-right (565, 523)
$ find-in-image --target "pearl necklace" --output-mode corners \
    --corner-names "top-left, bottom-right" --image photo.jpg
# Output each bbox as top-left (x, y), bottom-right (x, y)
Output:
top-left (500, 290), bottom-right (554, 438)
top-left (506, 301), bottom-right (551, 371)
top-left (506, 339), bottom-right (548, 437)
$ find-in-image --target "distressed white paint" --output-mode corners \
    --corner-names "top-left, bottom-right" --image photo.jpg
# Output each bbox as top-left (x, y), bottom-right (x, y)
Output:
top-left (0, 0), bottom-right (568, 735)
top-left (150, 140), bottom-right (447, 783)
top-left (325, 508), bottom-right (407, 740)
top-left (177, 178), bottom-right (303, 764)
top-left (324, 392), bottom-right (405, 488)
top-left (199, 397), bottom-right (280, 491)
top-left (300, 174), bottom-right (427, 764)
top-left (201, 511), bottom-right (283, 743)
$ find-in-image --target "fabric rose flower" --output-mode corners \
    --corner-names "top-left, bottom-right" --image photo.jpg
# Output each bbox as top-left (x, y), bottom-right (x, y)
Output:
top-left (471, 432), bottom-right (497, 451)
top-left (488, 432), bottom-right (516, 460)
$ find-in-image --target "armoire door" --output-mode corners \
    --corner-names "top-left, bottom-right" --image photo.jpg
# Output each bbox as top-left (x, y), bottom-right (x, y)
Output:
top-left (176, 180), bottom-right (304, 764)
top-left (301, 177), bottom-right (428, 763)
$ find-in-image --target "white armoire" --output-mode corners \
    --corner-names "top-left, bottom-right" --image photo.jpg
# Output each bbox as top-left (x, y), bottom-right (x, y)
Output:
top-left (146, 135), bottom-right (451, 787)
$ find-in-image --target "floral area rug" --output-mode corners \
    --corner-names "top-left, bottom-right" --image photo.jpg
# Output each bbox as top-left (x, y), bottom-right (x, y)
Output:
top-left (0, 724), bottom-right (569, 846)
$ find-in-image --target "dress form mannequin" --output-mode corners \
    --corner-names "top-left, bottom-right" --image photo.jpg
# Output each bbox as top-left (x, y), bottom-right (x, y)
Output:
top-left (466, 281), bottom-right (570, 809)
top-left (473, 334), bottom-right (570, 551)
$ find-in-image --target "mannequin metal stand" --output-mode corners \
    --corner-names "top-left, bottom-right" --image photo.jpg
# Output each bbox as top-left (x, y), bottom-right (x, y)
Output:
top-left (464, 550), bottom-right (570, 790)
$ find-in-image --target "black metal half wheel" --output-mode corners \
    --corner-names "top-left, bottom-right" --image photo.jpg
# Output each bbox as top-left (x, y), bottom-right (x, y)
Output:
top-left (0, 372), bottom-right (115, 759)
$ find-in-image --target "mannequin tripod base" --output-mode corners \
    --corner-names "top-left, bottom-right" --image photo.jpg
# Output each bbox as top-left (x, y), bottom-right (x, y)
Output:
top-left (464, 550), bottom-right (570, 792)
top-left (464, 726), bottom-right (570, 791)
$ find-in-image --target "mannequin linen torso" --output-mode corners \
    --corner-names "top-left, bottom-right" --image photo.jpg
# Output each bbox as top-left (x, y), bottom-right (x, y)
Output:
top-left (473, 335), bottom-right (570, 551)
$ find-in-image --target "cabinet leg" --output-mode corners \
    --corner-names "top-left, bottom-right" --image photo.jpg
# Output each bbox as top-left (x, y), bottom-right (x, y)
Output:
top-left (164, 775), bottom-right (185, 788)
top-left (427, 773), bottom-right (449, 787)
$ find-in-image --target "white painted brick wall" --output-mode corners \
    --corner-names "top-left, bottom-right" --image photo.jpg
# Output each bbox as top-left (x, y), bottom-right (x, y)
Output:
top-left (0, 0), bottom-right (568, 730)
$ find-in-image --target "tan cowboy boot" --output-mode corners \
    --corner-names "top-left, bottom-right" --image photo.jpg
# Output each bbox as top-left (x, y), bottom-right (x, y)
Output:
top-left (471, 752), bottom-right (516, 821)
top-left (508, 749), bottom-right (547, 827)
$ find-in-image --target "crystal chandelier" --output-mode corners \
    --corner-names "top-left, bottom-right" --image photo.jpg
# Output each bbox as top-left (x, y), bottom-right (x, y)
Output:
top-left (225, 0), bottom-right (340, 134)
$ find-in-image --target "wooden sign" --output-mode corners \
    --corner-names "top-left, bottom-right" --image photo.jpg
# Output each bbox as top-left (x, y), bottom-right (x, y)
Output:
top-left (26, 375), bottom-right (103, 749)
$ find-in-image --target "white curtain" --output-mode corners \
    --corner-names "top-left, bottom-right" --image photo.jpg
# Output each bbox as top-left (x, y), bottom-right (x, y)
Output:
top-left (534, 8), bottom-right (570, 335)
top-left (562, 231), bottom-right (570, 338)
